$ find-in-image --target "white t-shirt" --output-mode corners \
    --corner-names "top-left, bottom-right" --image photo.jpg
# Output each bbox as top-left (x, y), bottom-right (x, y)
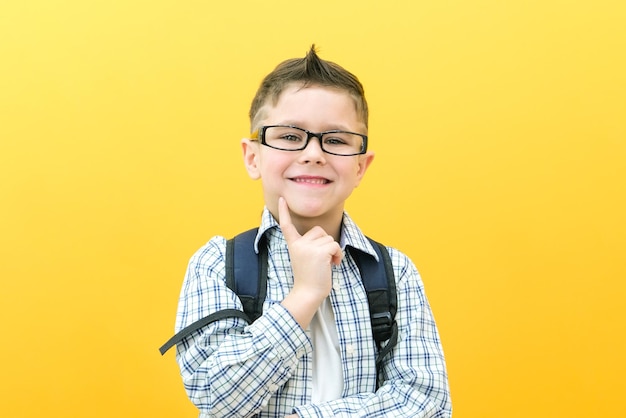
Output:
top-left (310, 297), bottom-right (344, 403)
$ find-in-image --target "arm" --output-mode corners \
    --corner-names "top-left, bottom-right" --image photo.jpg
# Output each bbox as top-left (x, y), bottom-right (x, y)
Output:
top-left (175, 198), bottom-right (344, 417)
top-left (292, 250), bottom-right (452, 418)
top-left (175, 237), bottom-right (312, 418)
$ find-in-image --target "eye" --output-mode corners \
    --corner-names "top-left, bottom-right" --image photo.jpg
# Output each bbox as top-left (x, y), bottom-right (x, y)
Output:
top-left (323, 131), bottom-right (357, 147)
top-left (268, 126), bottom-right (306, 143)
top-left (324, 136), bottom-right (349, 146)
top-left (279, 133), bottom-right (303, 142)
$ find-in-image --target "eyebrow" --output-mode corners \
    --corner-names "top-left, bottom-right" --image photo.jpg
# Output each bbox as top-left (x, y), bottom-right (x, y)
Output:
top-left (274, 121), bottom-right (357, 132)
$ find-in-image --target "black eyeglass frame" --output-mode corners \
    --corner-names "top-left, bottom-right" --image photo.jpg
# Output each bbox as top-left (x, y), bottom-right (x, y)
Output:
top-left (251, 125), bottom-right (368, 156)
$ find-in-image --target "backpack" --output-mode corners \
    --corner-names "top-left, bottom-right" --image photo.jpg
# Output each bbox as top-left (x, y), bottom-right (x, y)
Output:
top-left (160, 228), bottom-right (398, 382)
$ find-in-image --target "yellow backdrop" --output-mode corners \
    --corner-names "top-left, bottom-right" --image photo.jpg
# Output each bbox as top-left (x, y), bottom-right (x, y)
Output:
top-left (1, 1), bottom-right (625, 417)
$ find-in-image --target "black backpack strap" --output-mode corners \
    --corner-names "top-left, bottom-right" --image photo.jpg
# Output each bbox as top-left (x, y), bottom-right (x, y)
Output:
top-left (348, 238), bottom-right (398, 374)
top-left (159, 228), bottom-right (265, 356)
top-left (159, 309), bottom-right (250, 355)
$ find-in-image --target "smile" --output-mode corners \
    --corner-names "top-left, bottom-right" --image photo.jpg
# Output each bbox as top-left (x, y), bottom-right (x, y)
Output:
top-left (291, 176), bottom-right (330, 185)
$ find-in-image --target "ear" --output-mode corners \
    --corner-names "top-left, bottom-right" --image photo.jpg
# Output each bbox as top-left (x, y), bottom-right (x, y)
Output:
top-left (241, 138), bottom-right (261, 180)
top-left (355, 151), bottom-right (375, 186)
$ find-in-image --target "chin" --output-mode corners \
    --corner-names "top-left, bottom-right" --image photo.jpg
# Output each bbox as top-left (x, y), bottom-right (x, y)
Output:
top-left (291, 202), bottom-right (340, 220)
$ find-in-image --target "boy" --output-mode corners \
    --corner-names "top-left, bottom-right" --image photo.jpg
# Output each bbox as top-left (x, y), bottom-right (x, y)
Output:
top-left (173, 46), bottom-right (451, 417)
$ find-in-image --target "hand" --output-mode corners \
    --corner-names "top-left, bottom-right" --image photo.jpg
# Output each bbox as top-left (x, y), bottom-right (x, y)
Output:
top-left (279, 197), bottom-right (343, 297)
top-left (285, 414), bottom-right (299, 418)
top-left (278, 197), bottom-right (343, 328)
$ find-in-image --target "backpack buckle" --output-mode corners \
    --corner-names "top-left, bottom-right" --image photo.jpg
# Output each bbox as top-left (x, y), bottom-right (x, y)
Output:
top-left (371, 312), bottom-right (393, 342)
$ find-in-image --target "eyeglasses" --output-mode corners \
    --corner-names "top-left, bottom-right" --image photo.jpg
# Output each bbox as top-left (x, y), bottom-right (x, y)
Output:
top-left (251, 125), bottom-right (368, 156)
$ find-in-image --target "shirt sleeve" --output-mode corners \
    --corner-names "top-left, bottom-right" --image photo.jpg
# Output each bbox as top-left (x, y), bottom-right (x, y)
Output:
top-left (293, 248), bottom-right (452, 418)
top-left (174, 237), bottom-right (312, 418)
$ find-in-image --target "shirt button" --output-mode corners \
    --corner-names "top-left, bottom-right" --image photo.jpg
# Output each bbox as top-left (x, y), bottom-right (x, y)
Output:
top-left (346, 344), bottom-right (355, 355)
top-left (268, 384), bottom-right (278, 392)
top-left (333, 282), bottom-right (341, 292)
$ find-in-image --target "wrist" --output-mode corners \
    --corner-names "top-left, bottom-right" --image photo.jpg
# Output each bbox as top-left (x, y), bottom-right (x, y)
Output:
top-left (281, 287), bottom-right (325, 329)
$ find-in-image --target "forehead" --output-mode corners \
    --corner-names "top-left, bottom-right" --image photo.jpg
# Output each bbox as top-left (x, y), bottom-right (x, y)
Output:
top-left (255, 84), bottom-right (365, 131)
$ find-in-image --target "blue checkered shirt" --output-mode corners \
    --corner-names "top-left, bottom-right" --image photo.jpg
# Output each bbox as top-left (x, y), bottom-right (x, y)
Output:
top-left (175, 208), bottom-right (451, 417)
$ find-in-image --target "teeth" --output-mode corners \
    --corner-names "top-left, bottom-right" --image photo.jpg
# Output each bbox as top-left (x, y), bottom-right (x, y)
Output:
top-left (294, 178), bottom-right (327, 184)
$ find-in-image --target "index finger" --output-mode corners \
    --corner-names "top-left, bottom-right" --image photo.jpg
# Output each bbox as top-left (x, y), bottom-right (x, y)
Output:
top-left (278, 197), bottom-right (300, 243)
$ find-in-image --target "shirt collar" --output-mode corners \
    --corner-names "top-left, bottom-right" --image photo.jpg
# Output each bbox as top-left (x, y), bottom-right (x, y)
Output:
top-left (254, 207), bottom-right (380, 262)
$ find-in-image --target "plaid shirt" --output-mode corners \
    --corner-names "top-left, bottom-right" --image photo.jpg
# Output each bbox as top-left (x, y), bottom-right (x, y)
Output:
top-left (175, 208), bottom-right (451, 417)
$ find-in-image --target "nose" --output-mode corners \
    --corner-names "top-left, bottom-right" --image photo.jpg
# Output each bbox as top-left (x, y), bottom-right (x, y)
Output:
top-left (298, 135), bottom-right (326, 164)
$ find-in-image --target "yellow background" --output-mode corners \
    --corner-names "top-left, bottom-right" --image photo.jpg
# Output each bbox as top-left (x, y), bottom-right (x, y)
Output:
top-left (1, 1), bottom-right (625, 417)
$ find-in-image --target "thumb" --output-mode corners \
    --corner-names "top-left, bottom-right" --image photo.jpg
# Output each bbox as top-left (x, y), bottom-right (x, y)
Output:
top-left (331, 246), bottom-right (344, 266)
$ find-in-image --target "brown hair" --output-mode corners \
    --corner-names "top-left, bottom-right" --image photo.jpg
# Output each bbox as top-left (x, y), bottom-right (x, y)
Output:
top-left (248, 45), bottom-right (368, 130)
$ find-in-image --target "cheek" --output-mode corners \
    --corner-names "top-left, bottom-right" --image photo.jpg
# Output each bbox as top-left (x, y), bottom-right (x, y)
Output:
top-left (258, 152), bottom-right (289, 176)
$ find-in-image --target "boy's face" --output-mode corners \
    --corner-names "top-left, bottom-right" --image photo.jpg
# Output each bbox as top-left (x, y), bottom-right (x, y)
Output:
top-left (242, 84), bottom-right (374, 230)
